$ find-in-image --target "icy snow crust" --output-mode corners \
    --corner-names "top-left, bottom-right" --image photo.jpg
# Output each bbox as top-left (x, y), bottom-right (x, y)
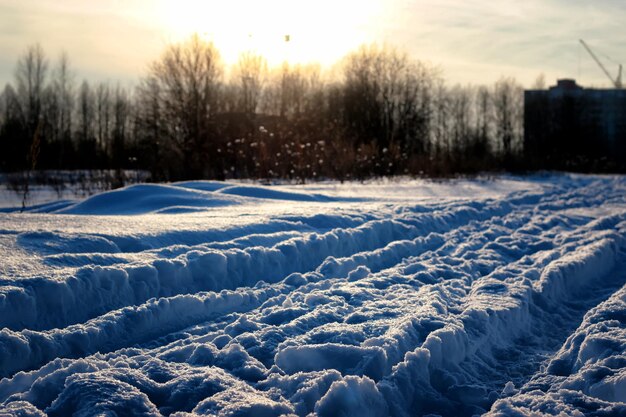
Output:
top-left (0, 175), bottom-right (625, 416)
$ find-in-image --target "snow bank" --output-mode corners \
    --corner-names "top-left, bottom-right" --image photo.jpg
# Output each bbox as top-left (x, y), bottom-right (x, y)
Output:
top-left (49, 181), bottom-right (362, 215)
top-left (216, 184), bottom-right (336, 202)
top-left (55, 183), bottom-right (245, 215)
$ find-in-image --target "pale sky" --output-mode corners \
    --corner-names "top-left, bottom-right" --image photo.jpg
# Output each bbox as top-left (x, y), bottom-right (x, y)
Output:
top-left (1, 0), bottom-right (625, 88)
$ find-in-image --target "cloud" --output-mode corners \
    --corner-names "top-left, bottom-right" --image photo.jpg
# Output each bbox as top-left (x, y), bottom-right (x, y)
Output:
top-left (375, 0), bottom-right (626, 86)
top-left (0, 0), bottom-right (163, 86)
top-left (0, 0), bottom-right (624, 87)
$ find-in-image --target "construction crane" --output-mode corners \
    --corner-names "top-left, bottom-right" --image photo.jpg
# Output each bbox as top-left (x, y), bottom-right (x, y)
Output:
top-left (579, 39), bottom-right (623, 88)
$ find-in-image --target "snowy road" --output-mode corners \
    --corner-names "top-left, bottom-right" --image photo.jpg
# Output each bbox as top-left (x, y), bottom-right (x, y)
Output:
top-left (0, 175), bottom-right (625, 416)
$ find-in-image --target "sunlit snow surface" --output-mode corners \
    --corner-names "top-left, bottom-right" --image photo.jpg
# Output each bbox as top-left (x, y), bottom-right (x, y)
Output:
top-left (1, 174), bottom-right (625, 416)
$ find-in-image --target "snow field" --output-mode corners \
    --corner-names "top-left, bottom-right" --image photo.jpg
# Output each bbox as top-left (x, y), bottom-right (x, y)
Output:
top-left (0, 195), bottom-right (523, 331)
top-left (0, 175), bottom-right (625, 416)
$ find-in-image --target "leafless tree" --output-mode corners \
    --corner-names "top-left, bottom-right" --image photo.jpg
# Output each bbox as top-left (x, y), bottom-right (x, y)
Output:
top-left (76, 80), bottom-right (95, 146)
top-left (233, 52), bottom-right (267, 115)
top-left (260, 63), bottom-right (316, 118)
top-left (53, 52), bottom-right (74, 142)
top-left (134, 77), bottom-right (165, 176)
top-left (474, 86), bottom-right (492, 146)
top-left (15, 44), bottom-right (48, 148)
top-left (95, 82), bottom-right (112, 155)
top-left (449, 85), bottom-right (472, 154)
top-left (112, 86), bottom-right (130, 152)
top-left (432, 79), bottom-right (451, 159)
top-left (493, 77), bottom-right (523, 158)
top-left (143, 34), bottom-right (223, 177)
top-left (343, 44), bottom-right (437, 163)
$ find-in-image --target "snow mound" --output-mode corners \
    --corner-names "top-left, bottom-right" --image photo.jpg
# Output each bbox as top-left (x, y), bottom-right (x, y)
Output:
top-left (55, 183), bottom-right (245, 215)
top-left (216, 184), bottom-right (337, 202)
top-left (50, 181), bottom-right (356, 215)
top-left (172, 180), bottom-right (236, 192)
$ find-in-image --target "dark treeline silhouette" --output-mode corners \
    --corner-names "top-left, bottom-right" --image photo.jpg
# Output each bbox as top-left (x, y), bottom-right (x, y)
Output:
top-left (0, 36), bottom-right (526, 183)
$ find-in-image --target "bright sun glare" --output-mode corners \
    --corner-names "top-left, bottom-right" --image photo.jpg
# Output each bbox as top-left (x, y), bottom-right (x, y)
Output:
top-left (158, 0), bottom-right (382, 67)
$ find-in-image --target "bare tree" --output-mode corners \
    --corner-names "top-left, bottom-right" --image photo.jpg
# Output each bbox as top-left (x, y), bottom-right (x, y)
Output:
top-left (0, 88), bottom-right (5, 130)
top-left (260, 63), bottom-right (314, 118)
top-left (95, 82), bottom-right (112, 155)
top-left (54, 52), bottom-right (74, 142)
top-left (493, 77), bottom-right (523, 159)
top-left (398, 61), bottom-right (435, 157)
top-left (449, 85), bottom-right (472, 155)
top-left (143, 34), bottom-right (223, 178)
top-left (111, 85), bottom-right (130, 163)
top-left (15, 44), bottom-right (48, 136)
top-left (76, 80), bottom-right (95, 147)
top-left (135, 77), bottom-right (165, 177)
top-left (342, 43), bottom-right (437, 167)
top-left (0, 84), bottom-right (25, 171)
top-left (12, 45), bottom-right (47, 204)
top-left (432, 79), bottom-right (451, 160)
top-left (0, 85), bottom-right (21, 129)
top-left (474, 86), bottom-right (492, 146)
top-left (233, 52), bottom-right (267, 115)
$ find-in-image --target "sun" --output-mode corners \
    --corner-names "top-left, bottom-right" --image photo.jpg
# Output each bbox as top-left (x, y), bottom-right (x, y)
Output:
top-left (157, 0), bottom-right (382, 67)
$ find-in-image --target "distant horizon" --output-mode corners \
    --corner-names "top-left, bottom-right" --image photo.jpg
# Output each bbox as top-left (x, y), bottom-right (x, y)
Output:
top-left (1, 0), bottom-right (625, 89)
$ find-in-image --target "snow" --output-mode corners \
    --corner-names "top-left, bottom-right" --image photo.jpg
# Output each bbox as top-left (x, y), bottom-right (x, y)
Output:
top-left (0, 174), bottom-right (625, 416)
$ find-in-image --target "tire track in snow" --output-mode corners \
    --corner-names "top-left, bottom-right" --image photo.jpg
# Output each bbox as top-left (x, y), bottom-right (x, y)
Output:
top-left (378, 217), bottom-right (626, 416)
top-left (1, 176), bottom-right (625, 416)
top-left (485, 258), bottom-right (626, 416)
top-left (0, 189), bottom-right (593, 378)
top-left (0, 194), bottom-right (535, 332)
top-left (1, 186), bottom-right (608, 410)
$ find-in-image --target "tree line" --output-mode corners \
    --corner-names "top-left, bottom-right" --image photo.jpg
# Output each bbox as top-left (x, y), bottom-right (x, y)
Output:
top-left (0, 36), bottom-right (525, 183)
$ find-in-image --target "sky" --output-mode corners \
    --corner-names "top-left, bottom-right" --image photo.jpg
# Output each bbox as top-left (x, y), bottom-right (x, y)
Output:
top-left (0, 0), bottom-right (625, 88)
